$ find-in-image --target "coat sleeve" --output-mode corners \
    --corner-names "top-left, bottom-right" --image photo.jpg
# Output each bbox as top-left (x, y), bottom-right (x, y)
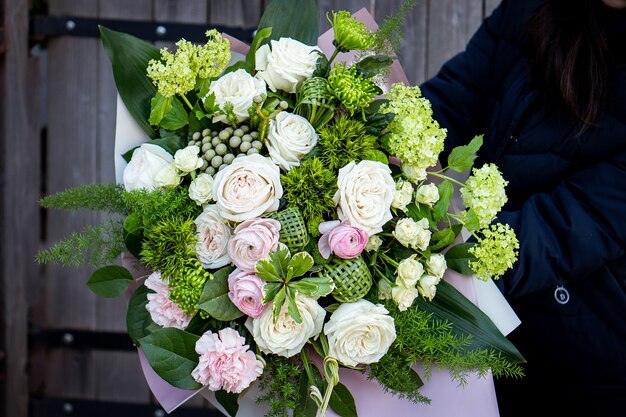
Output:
top-left (496, 145), bottom-right (626, 299)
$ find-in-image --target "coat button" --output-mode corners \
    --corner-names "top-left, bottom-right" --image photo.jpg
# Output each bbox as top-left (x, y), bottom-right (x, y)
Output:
top-left (554, 284), bottom-right (570, 304)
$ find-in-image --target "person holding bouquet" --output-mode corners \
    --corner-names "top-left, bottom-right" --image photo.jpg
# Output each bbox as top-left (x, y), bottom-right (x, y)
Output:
top-left (420, 0), bottom-right (626, 415)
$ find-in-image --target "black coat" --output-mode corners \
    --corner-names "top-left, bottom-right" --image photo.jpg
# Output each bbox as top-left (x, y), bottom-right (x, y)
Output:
top-left (421, 1), bottom-right (626, 415)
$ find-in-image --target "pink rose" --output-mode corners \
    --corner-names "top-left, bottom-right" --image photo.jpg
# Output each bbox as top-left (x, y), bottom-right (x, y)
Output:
top-left (228, 268), bottom-right (268, 318)
top-left (144, 271), bottom-right (193, 330)
top-left (318, 220), bottom-right (369, 260)
top-left (192, 328), bottom-right (264, 393)
top-left (227, 218), bottom-right (281, 271)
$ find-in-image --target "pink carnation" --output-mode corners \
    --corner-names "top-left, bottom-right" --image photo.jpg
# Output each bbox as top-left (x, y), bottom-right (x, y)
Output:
top-left (318, 220), bottom-right (369, 260)
top-left (227, 218), bottom-right (281, 271)
top-left (191, 328), bottom-right (264, 393)
top-left (228, 268), bottom-right (268, 318)
top-left (144, 271), bottom-right (193, 330)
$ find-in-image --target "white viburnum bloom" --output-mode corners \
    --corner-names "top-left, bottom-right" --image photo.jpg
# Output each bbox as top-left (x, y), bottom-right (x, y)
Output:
top-left (324, 300), bottom-right (396, 367)
top-left (391, 180), bottom-right (414, 212)
top-left (174, 145), bottom-right (203, 173)
top-left (208, 69), bottom-right (266, 122)
top-left (194, 205), bottom-right (231, 269)
top-left (415, 183), bottom-right (440, 206)
top-left (396, 255), bottom-right (424, 287)
top-left (189, 173), bottom-right (214, 205)
top-left (460, 163), bottom-right (509, 228)
top-left (245, 294), bottom-right (325, 358)
top-left (378, 279), bottom-right (392, 300)
top-left (365, 235), bottom-right (383, 252)
top-left (154, 163), bottom-right (181, 188)
top-left (417, 274), bottom-right (440, 301)
top-left (426, 253), bottom-right (447, 279)
top-left (402, 162), bottom-right (427, 183)
top-left (334, 160), bottom-right (395, 235)
top-left (255, 37), bottom-right (321, 93)
top-left (212, 154), bottom-right (283, 222)
top-left (266, 112), bottom-right (318, 171)
top-left (393, 217), bottom-right (432, 251)
top-left (123, 143), bottom-right (174, 191)
top-left (391, 285), bottom-right (419, 312)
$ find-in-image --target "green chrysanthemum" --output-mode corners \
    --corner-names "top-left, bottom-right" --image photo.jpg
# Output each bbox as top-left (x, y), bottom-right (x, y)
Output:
top-left (327, 63), bottom-right (379, 116)
top-left (469, 223), bottom-right (519, 281)
top-left (328, 10), bottom-right (376, 52)
top-left (460, 164), bottom-right (509, 228)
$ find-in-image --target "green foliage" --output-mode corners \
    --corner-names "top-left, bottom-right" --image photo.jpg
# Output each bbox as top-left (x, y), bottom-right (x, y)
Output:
top-left (40, 183), bottom-right (128, 213)
top-left (447, 134), bottom-right (483, 172)
top-left (257, 0), bottom-right (319, 46)
top-left (196, 266), bottom-right (243, 321)
top-left (281, 158), bottom-right (337, 229)
top-left (87, 265), bottom-right (134, 297)
top-left (36, 219), bottom-right (125, 267)
top-left (122, 187), bottom-right (200, 229)
top-left (318, 115), bottom-right (377, 171)
top-left (370, 0), bottom-right (418, 55)
top-left (256, 355), bottom-right (304, 417)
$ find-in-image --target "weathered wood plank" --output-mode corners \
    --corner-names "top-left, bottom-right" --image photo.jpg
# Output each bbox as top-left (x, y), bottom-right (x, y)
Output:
top-left (0, 0), bottom-right (40, 415)
top-left (209, 0), bottom-right (263, 28)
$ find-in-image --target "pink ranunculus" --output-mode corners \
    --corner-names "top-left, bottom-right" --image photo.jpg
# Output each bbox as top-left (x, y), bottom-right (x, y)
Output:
top-left (144, 271), bottom-right (193, 330)
top-left (228, 268), bottom-right (268, 318)
top-left (227, 218), bottom-right (281, 271)
top-left (318, 220), bottom-right (369, 260)
top-left (191, 328), bottom-right (264, 394)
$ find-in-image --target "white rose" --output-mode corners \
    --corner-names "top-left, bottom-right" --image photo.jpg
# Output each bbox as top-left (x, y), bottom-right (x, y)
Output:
top-left (415, 183), bottom-right (440, 206)
top-left (414, 220), bottom-right (432, 251)
top-left (402, 163), bottom-right (427, 183)
top-left (212, 154), bottom-right (283, 222)
top-left (174, 145), bottom-right (203, 173)
top-left (417, 274), bottom-right (439, 301)
top-left (154, 163), bottom-right (181, 188)
top-left (426, 253), bottom-right (447, 279)
top-left (391, 285), bottom-right (419, 312)
top-left (246, 294), bottom-right (325, 357)
top-left (255, 37), bottom-right (321, 93)
top-left (189, 173), bottom-right (214, 206)
top-left (123, 143), bottom-right (173, 191)
top-left (391, 180), bottom-right (414, 212)
top-left (334, 160), bottom-right (395, 235)
top-left (324, 299), bottom-right (396, 367)
top-left (208, 69), bottom-right (266, 122)
top-left (194, 205), bottom-right (231, 269)
top-left (266, 112), bottom-right (318, 171)
top-left (378, 279), bottom-right (392, 300)
top-left (365, 235), bottom-right (383, 252)
top-left (393, 218), bottom-right (431, 251)
top-left (396, 255), bottom-right (424, 287)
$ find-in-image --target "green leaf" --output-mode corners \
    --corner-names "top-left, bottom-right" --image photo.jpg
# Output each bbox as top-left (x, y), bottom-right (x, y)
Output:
top-left (444, 242), bottom-right (477, 275)
top-left (149, 93), bottom-right (173, 126)
top-left (184, 314), bottom-right (221, 337)
top-left (433, 180), bottom-right (454, 221)
top-left (354, 55), bottom-right (394, 78)
top-left (122, 146), bottom-right (137, 163)
top-left (328, 382), bottom-right (358, 417)
top-left (139, 328), bottom-right (201, 390)
top-left (447, 134), bottom-right (484, 173)
top-left (363, 149), bottom-right (389, 164)
top-left (263, 282), bottom-right (283, 304)
top-left (312, 51), bottom-right (330, 78)
top-left (406, 202), bottom-right (435, 227)
top-left (257, 0), bottom-right (320, 46)
top-left (290, 276), bottom-right (334, 297)
top-left (256, 258), bottom-right (283, 283)
top-left (100, 26), bottom-right (160, 138)
top-left (195, 78), bottom-right (212, 100)
top-left (286, 286), bottom-right (303, 324)
top-left (189, 101), bottom-right (211, 134)
top-left (295, 371), bottom-right (321, 417)
top-left (196, 266), bottom-right (244, 321)
top-left (429, 225), bottom-right (461, 252)
top-left (160, 97), bottom-right (189, 130)
top-left (463, 209), bottom-right (480, 232)
top-left (215, 390), bottom-right (239, 417)
top-left (123, 213), bottom-right (144, 259)
top-left (146, 135), bottom-right (186, 157)
top-left (246, 27), bottom-right (273, 70)
top-left (272, 287), bottom-right (287, 320)
top-left (287, 252), bottom-right (314, 280)
top-left (224, 60), bottom-right (252, 75)
top-left (87, 265), bottom-right (134, 298)
top-left (126, 284), bottom-right (160, 345)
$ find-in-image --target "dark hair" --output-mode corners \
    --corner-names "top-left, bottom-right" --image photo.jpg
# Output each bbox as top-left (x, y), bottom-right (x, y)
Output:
top-left (525, 0), bottom-right (610, 131)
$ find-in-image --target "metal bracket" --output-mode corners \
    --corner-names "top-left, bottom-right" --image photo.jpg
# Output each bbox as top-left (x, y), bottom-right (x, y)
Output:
top-left (29, 15), bottom-right (256, 44)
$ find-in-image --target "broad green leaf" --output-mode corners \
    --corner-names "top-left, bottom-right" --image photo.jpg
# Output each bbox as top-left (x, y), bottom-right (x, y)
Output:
top-left (195, 78), bottom-right (212, 101)
top-left (363, 149), bottom-right (388, 164)
top-left (224, 59), bottom-right (252, 75)
top-left (148, 135), bottom-right (186, 157)
top-left (100, 26), bottom-right (159, 138)
top-left (354, 55), bottom-right (394, 78)
top-left (215, 390), bottom-right (239, 417)
top-left (447, 134), bottom-right (484, 173)
top-left (444, 243), bottom-right (477, 275)
top-left (463, 209), bottom-right (480, 232)
top-left (184, 314), bottom-right (221, 337)
top-left (246, 27), bottom-right (273, 70)
top-left (295, 370), bottom-right (323, 417)
top-left (290, 276), bottom-right (334, 297)
top-left (270, 246), bottom-right (291, 278)
top-left (287, 252), bottom-right (314, 280)
top-left (312, 51), bottom-right (330, 78)
top-left (123, 213), bottom-right (144, 259)
top-left (433, 180), bottom-right (454, 221)
top-left (257, 0), bottom-right (319, 46)
top-left (122, 146), bottom-right (137, 163)
top-left (139, 328), bottom-right (201, 390)
top-left (149, 93), bottom-right (173, 126)
top-left (160, 97), bottom-right (189, 130)
top-left (429, 225), bottom-right (461, 252)
top-left (286, 286), bottom-right (303, 324)
top-left (126, 284), bottom-right (160, 345)
top-left (87, 265), bottom-right (133, 298)
top-left (406, 202), bottom-right (435, 228)
top-left (256, 258), bottom-right (282, 283)
top-left (272, 287), bottom-right (287, 320)
top-left (196, 266), bottom-right (244, 321)
top-left (263, 282), bottom-right (283, 304)
top-left (328, 382), bottom-right (357, 417)
top-left (189, 101), bottom-right (211, 134)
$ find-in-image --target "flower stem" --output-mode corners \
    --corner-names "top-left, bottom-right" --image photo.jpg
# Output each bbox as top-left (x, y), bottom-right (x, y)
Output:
top-left (428, 171), bottom-right (466, 188)
top-left (327, 48), bottom-right (340, 66)
top-left (379, 252), bottom-right (399, 268)
top-left (180, 94), bottom-right (194, 111)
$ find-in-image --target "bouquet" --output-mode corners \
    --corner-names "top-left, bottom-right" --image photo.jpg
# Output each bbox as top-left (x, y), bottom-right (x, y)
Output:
top-left (37, 1), bottom-right (525, 416)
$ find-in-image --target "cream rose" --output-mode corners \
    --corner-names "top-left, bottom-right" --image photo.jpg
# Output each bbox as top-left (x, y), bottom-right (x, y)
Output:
top-left (174, 145), bottom-right (203, 173)
top-left (324, 300), bottom-right (396, 367)
top-left (245, 294), bottom-right (325, 358)
top-left (426, 253), bottom-right (447, 279)
top-left (417, 274), bottom-right (439, 301)
top-left (334, 160), bottom-right (395, 235)
top-left (378, 279), bottom-right (392, 300)
top-left (266, 112), bottom-right (318, 171)
top-left (154, 163), bottom-right (181, 188)
top-left (212, 154), bottom-right (283, 222)
top-left (208, 69), bottom-right (266, 122)
top-left (123, 143), bottom-right (173, 191)
top-left (415, 183), bottom-right (440, 206)
top-left (255, 37), bottom-right (321, 93)
top-left (391, 180), bottom-right (414, 212)
top-left (402, 163), bottom-right (427, 183)
top-left (396, 255), bottom-right (424, 287)
top-left (365, 235), bottom-right (383, 252)
top-left (195, 205), bottom-right (231, 269)
top-left (393, 218), bottom-right (431, 251)
top-left (391, 285), bottom-right (419, 312)
top-left (189, 173), bottom-right (214, 206)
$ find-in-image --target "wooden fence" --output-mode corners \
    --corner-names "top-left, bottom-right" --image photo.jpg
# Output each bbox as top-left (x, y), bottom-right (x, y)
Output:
top-left (1, 0), bottom-right (502, 416)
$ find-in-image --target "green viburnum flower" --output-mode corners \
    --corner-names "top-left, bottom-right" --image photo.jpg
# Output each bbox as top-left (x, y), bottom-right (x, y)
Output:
top-left (328, 10), bottom-right (376, 52)
top-left (380, 83), bottom-right (447, 174)
top-left (327, 63), bottom-right (379, 116)
top-left (469, 223), bottom-right (519, 281)
top-left (147, 30), bottom-right (230, 97)
top-left (460, 163), bottom-right (509, 228)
